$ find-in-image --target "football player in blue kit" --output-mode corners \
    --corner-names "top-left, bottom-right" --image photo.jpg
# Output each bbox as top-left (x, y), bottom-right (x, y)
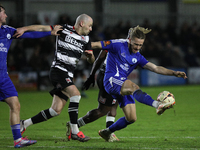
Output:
top-left (91, 26), bottom-right (187, 141)
top-left (0, 4), bottom-right (61, 148)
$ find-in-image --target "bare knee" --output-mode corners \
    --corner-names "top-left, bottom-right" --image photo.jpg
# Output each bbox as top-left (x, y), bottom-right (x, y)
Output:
top-left (126, 116), bottom-right (137, 123)
top-left (107, 109), bottom-right (117, 117)
top-left (121, 80), bottom-right (140, 96)
top-left (6, 97), bottom-right (20, 113)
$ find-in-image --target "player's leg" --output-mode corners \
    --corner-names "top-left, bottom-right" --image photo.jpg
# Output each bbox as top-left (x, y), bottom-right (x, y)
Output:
top-left (121, 80), bottom-right (173, 114)
top-left (2, 77), bottom-right (36, 148)
top-left (121, 80), bottom-right (158, 107)
top-left (106, 102), bottom-right (119, 142)
top-left (5, 96), bottom-right (37, 148)
top-left (99, 77), bottom-right (135, 141)
top-left (106, 102), bottom-right (118, 128)
top-left (99, 102), bottom-right (135, 141)
top-left (64, 85), bottom-right (90, 142)
top-left (21, 94), bottom-right (66, 133)
top-left (121, 80), bottom-right (166, 112)
top-left (77, 103), bottom-right (111, 127)
top-left (21, 67), bottom-right (70, 134)
top-left (96, 71), bottom-right (118, 129)
top-left (121, 80), bottom-right (158, 106)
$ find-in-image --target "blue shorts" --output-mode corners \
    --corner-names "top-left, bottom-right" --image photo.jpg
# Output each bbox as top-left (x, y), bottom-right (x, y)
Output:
top-left (104, 75), bottom-right (135, 107)
top-left (104, 76), bottom-right (127, 96)
top-left (0, 77), bottom-right (18, 101)
top-left (112, 94), bottom-right (135, 108)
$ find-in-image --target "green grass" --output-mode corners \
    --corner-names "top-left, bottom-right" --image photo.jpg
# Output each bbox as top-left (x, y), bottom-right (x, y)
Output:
top-left (0, 85), bottom-right (200, 150)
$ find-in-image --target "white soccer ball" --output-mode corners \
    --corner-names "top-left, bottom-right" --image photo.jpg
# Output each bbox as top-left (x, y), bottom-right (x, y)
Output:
top-left (157, 91), bottom-right (175, 104)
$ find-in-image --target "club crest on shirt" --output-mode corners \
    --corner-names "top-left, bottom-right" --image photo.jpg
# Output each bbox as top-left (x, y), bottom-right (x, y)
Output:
top-left (112, 99), bottom-right (117, 104)
top-left (99, 98), bottom-right (106, 104)
top-left (7, 34), bottom-right (11, 39)
top-left (66, 78), bottom-right (72, 83)
top-left (132, 58), bottom-right (137, 63)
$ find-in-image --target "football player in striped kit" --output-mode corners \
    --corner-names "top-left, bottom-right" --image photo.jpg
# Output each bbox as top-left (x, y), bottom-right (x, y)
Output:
top-left (19, 14), bottom-right (95, 142)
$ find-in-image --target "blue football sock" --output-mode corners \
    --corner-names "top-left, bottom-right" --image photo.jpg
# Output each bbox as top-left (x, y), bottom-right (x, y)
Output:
top-left (11, 124), bottom-right (22, 140)
top-left (109, 117), bottom-right (132, 132)
top-left (133, 89), bottom-right (155, 107)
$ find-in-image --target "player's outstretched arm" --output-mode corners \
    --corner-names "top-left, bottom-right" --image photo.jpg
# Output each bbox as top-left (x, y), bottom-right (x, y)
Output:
top-left (13, 25), bottom-right (52, 38)
top-left (143, 62), bottom-right (187, 79)
top-left (91, 41), bottom-right (102, 49)
top-left (13, 25), bottom-right (63, 38)
top-left (14, 25), bottom-right (62, 39)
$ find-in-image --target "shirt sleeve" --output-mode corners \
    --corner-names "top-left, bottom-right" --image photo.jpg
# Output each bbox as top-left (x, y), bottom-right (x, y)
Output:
top-left (18, 31), bottom-right (51, 39)
top-left (139, 54), bottom-right (149, 68)
top-left (100, 40), bottom-right (114, 52)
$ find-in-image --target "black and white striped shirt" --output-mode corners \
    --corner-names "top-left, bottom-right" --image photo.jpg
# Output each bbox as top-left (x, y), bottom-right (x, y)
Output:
top-left (51, 24), bottom-right (91, 78)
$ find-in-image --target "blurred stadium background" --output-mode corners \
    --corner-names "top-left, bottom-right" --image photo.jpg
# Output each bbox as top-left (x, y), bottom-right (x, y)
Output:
top-left (1, 0), bottom-right (200, 91)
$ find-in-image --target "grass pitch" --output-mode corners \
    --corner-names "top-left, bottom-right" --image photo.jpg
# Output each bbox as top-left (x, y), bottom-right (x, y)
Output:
top-left (0, 85), bottom-right (200, 150)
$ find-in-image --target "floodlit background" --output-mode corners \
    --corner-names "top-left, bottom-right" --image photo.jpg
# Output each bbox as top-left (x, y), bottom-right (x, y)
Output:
top-left (1, 0), bottom-right (200, 91)
top-left (1, 1), bottom-right (200, 149)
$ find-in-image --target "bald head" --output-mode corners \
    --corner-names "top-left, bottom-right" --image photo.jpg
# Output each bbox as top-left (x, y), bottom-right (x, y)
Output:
top-left (75, 14), bottom-right (92, 25)
top-left (74, 14), bottom-right (93, 36)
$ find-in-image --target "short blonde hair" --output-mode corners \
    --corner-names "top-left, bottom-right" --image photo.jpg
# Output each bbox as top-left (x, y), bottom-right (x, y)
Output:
top-left (127, 25), bottom-right (151, 39)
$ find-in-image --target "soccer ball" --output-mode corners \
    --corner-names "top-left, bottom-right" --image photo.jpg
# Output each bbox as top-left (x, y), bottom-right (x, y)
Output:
top-left (157, 91), bottom-right (175, 104)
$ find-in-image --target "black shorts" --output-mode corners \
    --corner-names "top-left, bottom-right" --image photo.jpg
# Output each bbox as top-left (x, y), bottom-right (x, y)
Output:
top-left (97, 71), bottom-right (117, 106)
top-left (49, 67), bottom-right (74, 100)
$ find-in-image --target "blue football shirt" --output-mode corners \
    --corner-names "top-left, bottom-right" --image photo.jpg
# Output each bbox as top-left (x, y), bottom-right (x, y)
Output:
top-left (101, 39), bottom-right (148, 96)
top-left (0, 25), bottom-right (16, 78)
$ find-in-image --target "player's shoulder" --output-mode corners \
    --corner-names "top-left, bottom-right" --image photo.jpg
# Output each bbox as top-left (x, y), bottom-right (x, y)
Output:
top-left (2, 25), bottom-right (16, 30)
top-left (62, 24), bottom-right (72, 29)
top-left (110, 39), bottom-right (128, 48)
top-left (111, 39), bottom-right (128, 44)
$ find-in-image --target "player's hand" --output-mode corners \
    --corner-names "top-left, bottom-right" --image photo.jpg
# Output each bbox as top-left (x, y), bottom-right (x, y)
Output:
top-left (13, 27), bottom-right (27, 38)
top-left (85, 50), bottom-right (95, 64)
top-left (51, 25), bottom-right (63, 36)
top-left (82, 75), bottom-right (95, 90)
top-left (174, 71), bottom-right (187, 79)
top-left (85, 50), bottom-right (93, 58)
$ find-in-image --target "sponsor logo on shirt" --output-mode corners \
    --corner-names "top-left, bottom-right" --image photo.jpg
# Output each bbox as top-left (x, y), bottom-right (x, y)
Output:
top-left (64, 35), bottom-right (83, 48)
top-left (0, 43), bottom-right (7, 52)
top-left (120, 63), bottom-right (129, 71)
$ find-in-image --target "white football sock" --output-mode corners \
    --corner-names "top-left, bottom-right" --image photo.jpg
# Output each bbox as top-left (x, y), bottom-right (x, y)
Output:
top-left (24, 118), bottom-right (33, 128)
top-left (106, 116), bottom-right (115, 123)
top-left (152, 101), bottom-right (159, 108)
top-left (71, 124), bottom-right (79, 134)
